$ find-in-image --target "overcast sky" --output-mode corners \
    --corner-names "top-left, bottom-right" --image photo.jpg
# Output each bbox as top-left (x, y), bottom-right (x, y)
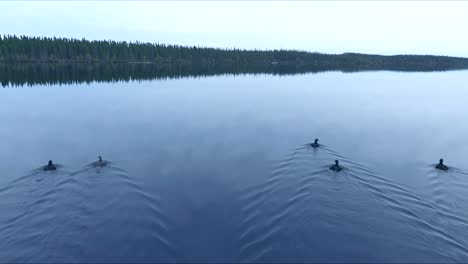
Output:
top-left (1, 1), bottom-right (467, 56)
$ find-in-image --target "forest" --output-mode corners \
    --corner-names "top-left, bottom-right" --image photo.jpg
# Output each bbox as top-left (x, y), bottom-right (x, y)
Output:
top-left (2, 35), bottom-right (468, 69)
top-left (1, 35), bottom-right (468, 87)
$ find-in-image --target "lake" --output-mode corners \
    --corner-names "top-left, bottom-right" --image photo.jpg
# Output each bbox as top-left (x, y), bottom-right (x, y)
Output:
top-left (1, 71), bottom-right (468, 262)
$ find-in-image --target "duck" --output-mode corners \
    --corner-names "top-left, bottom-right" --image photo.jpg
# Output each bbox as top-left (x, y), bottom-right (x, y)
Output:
top-left (310, 139), bottom-right (320, 148)
top-left (435, 158), bottom-right (448, 171)
top-left (44, 160), bottom-right (57, 171)
top-left (95, 156), bottom-right (107, 168)
top-left (330, 160), bottom-right (342, 172)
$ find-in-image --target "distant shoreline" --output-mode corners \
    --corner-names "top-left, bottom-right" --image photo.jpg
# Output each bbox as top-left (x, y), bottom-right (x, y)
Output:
top-left (1, 35), bottom-right (468, 72)
top-left (1, 35), bottom-right (468, 87)
top-left (1, 54), bottom-right (468, 69)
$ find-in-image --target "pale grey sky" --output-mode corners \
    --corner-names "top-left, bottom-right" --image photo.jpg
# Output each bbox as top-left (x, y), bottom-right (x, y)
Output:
top-left (1, 1), bottom-right (467, 56)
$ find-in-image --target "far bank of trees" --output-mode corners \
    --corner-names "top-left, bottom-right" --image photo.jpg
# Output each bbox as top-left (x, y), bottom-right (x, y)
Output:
top-left (1, 35), bottom-right (468, 72)
top-left (1, 35), bottom-right (468, 86)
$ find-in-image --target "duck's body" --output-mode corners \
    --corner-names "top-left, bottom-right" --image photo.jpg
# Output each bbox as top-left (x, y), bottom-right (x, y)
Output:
top-left (44, 160), bottom-right (56, 171)
top-left (435, 159), bottom-right (448, 171)
top-left (310, 139), bottom-right (320, 148)
top-left (330, 160), bottom-right (342, 172)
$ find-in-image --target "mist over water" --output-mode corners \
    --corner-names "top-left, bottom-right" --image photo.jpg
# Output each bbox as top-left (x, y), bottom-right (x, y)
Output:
top-left (1, 71), bottom-right (468, 262)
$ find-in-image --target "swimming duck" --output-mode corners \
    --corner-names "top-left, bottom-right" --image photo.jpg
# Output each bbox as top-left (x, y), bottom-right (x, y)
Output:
top-left (435, 158), bottom-right (448, 171)
top-left (330, 160), bottom-right (342, 172)
top-left (44, 160), bottom-right (57, 171)
top-left (95, 156), bottom-right (107, 167)
top-left (310, 139), bottom-right (319, 148)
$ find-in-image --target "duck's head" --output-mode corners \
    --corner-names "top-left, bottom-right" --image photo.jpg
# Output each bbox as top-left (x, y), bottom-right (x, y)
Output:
top-left (439, 158), bottom-right (444, 165)
top-left (98, 156), bottom-right (102, 162)
top-left (314, 139), bottom-right (318, 143)
top-left (335, 160), bottom-right (339, 165)
top-left (48, 160), bottom-right (53, 166)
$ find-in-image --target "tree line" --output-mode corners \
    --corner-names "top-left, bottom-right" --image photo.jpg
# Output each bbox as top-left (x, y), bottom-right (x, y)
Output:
top-left (1, 35), bottom-right (468, 72)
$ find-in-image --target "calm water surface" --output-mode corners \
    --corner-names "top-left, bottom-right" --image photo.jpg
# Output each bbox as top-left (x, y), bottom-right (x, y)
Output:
top-left (1, 71), bottom-right (468, 262)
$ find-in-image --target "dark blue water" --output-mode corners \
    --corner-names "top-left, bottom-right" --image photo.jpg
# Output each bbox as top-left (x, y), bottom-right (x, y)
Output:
top-left (1, 71), bottom-right (468, 262)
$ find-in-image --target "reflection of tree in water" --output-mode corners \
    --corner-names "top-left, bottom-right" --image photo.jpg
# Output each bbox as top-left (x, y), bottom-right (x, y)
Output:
top-left (1, 60), bottom-right (467, 88)
top-left (0, 63), bottom-right (316, 87)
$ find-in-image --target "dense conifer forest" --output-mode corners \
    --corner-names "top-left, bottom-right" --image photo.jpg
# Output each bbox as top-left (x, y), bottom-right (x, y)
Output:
top-left (1, 35), bottom-right (468, 87)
